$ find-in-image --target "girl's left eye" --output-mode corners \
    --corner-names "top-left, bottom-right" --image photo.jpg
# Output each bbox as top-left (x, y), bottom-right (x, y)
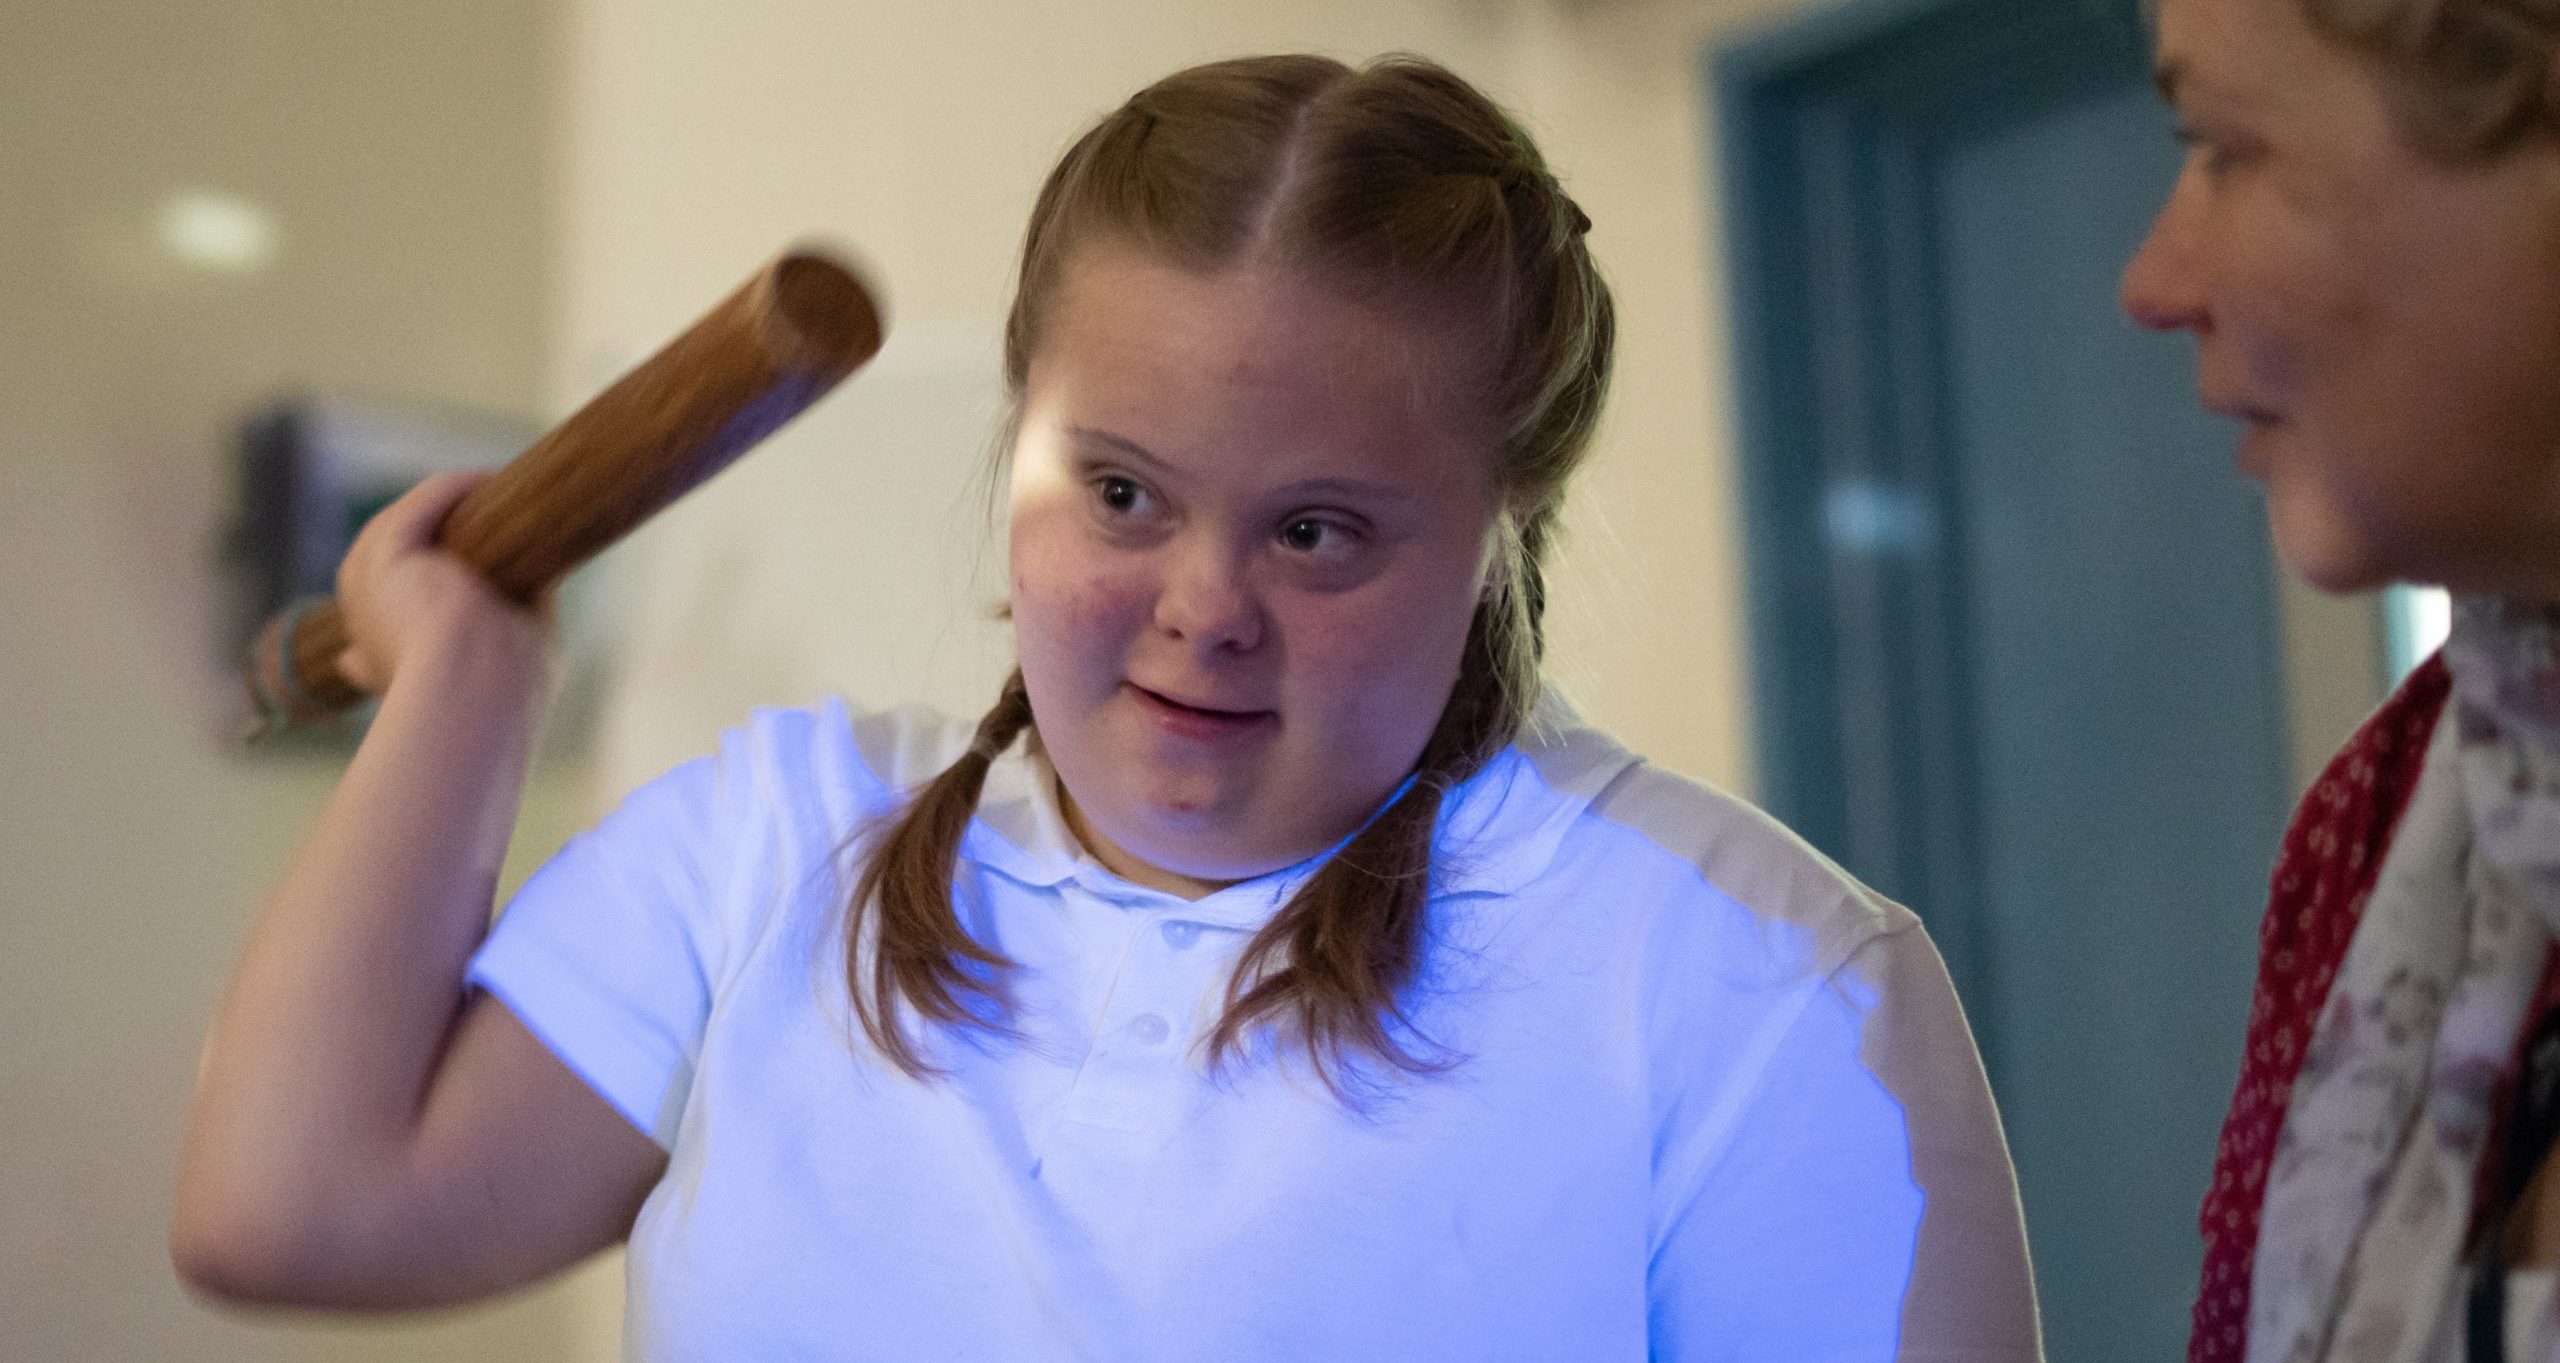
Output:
top-left (1278, 516), bottom-right (1361, 556)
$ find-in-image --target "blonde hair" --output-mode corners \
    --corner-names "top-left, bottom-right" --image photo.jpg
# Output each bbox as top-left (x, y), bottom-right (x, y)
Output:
top-left (2301, 0), bottom-right (2560, 153)
top-left (845, 54), bottom-right (1614, 1094)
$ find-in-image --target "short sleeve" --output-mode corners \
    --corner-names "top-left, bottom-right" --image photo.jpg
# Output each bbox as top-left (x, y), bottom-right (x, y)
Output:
top-left (467, 752), bottom-right (736, 1151)
top-left (466, 701), bottom-right (890, 1151)
top-left (1848, 926), bottom-right (2042, 1360)
top-left (1648, 924), bottom-right (2040, 1362)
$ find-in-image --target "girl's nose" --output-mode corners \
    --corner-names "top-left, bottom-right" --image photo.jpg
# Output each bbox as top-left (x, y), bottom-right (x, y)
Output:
top-left (1153, 543), bottom-right (1264, 654)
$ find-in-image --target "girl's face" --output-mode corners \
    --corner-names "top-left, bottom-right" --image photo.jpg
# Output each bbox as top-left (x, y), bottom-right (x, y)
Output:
top-left (1007, 246), bottom-right (1503, 898)
top-left (2120, 0), bottom-right (2560, 595)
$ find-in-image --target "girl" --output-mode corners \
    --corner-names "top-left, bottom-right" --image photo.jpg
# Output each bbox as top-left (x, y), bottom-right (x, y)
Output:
top-left (177, 53), bottom-right (2038, 1360)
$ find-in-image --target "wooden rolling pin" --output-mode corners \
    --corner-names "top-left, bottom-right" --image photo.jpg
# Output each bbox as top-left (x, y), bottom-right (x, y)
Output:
top-left (244, 246), bottom-right (885, 739)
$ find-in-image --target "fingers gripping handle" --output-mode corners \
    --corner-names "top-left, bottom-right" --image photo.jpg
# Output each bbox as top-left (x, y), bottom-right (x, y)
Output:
top-left (242, 247), bottom-right (886, 739)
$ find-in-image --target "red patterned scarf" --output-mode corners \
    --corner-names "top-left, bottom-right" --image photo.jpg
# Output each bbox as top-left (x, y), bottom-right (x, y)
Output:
top-left (2189, 656), bottom-right (2451, 1363)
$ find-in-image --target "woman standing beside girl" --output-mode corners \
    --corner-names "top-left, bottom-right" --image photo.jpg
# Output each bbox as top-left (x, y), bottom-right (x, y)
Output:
top-left (2126, 0), bottom-right (2560, 1353)
top-left (175, 53), bottom-right (2039, 1360)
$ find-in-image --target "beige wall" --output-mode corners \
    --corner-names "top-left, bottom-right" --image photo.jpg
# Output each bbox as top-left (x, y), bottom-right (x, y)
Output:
top-left (1501, 0), bottom-right (1818, 791)
top-left (0, 1), bottom-right (600, 1357)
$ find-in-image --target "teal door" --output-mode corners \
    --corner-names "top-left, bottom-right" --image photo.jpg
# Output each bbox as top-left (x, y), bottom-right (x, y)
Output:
top-left (1720, 3), bottom-right (2297, 1357)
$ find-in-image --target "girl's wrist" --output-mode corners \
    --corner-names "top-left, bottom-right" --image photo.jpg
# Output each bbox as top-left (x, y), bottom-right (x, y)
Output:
top-left (394, 604), bottom-right (556, 710)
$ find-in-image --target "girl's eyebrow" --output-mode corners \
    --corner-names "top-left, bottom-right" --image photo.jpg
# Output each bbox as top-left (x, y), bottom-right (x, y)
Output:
top-left (1066, 424), bottom-right (1169, 470)
top-left (1065, 424), bottom-right (1418, 506)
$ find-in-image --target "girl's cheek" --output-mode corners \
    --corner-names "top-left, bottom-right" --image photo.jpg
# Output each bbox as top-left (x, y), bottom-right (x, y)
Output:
top-left (1015, 548), bottom-right (1150, 641)
top-left (1060, 578), bottom-right (1141, 638)
top-left (1291, 592), bottom-right (1454, 677)
top-left (1009, 498), bottom-right (1106, 622)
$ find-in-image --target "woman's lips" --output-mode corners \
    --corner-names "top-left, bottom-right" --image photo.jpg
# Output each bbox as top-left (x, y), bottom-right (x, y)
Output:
top-left (1127, 684), bottom-right (1275, 743)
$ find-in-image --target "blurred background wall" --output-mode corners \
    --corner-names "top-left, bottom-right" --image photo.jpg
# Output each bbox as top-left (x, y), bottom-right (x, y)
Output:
top-left (0, 0), bottom-right (614, 1357)
top-left (1, 0), bottom-right (2400, 1358)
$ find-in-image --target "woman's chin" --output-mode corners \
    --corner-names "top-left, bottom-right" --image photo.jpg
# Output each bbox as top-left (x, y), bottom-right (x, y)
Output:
top-left (2278, 544), bottom-right (2394, 596)
top-left (2265, 486), bottom-right (2399, 596)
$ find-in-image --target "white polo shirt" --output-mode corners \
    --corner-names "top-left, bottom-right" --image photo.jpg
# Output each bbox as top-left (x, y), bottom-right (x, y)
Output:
top-left (469, 698), bottom-right (2038, 1361)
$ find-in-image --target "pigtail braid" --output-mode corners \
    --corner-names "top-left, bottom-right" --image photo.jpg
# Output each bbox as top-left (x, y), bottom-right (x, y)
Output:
top-left (1204, 578), bottom-right (1536, 1096)
top-left (845, 670), bottom-right (1034, 1075)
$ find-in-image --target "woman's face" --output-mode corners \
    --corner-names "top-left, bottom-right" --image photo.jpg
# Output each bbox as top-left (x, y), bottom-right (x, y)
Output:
top-left (2121, 0), bottom-right (2560, 594)
top-left (1007, 245), bottom-right (1502, 898)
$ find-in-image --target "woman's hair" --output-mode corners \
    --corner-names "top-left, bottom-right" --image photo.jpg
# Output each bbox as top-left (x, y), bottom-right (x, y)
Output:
top-left (845, 53), bottom-right (1615, 1093)
top-left (2297, 0), bottom-right (2560, 155)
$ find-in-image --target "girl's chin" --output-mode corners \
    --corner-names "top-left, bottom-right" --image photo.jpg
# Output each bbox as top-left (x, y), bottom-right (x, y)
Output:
top-left (1113, 827), bottom-right (1304, 886)
top-left (1064, 796), bottom-right (1308, 895)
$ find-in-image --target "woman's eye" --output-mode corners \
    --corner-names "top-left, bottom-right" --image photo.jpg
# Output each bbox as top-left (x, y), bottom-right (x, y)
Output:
top-left (2174, 124), bottom-right (2254, 179)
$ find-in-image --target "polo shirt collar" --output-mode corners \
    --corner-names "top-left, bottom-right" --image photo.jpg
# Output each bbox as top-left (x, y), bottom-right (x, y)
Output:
top-left (959, 692), bottom-right (1641, 927)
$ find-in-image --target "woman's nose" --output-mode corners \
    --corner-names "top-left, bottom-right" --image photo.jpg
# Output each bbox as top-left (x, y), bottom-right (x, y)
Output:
top-left (2121, 179), bottom-right (2211, 334)
top-left (1153, 543), bottom-right (1264, 654)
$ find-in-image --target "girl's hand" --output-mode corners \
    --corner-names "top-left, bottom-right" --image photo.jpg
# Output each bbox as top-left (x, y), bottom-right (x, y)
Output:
top-left (331, 472), bottom-right (552, 696)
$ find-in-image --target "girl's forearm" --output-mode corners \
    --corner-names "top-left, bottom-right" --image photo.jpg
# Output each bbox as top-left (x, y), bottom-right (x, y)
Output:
top-left (176, 613), bottom-right (553, 1282)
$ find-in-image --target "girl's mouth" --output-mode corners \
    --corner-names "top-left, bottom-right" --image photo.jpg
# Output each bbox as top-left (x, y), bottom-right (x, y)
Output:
top-left (1128, 685), bottom-right (1275, 741)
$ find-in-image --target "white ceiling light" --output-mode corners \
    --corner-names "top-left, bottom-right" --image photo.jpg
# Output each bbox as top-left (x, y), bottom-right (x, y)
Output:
top-left (159, 190), bottom-right (277, 272)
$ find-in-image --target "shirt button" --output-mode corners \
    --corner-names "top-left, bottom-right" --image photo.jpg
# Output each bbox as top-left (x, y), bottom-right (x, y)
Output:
top-left (1129, 1014), bottom-right (1170, 1045)
top-left (1161, 920), bottom-right (1202, 950)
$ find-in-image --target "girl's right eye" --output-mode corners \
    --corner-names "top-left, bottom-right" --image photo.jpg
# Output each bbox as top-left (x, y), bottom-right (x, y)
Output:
top-left (1090, 474), bottom-right (1156, 520)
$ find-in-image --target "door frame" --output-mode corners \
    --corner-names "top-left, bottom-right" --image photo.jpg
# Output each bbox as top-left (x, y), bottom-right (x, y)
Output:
top-left (1708, 0), bottom-right (2153, 1051)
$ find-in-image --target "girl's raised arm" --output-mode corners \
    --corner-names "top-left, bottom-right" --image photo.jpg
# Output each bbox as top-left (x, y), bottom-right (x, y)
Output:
top-left (174, 471), bottom-right (665, 1309)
